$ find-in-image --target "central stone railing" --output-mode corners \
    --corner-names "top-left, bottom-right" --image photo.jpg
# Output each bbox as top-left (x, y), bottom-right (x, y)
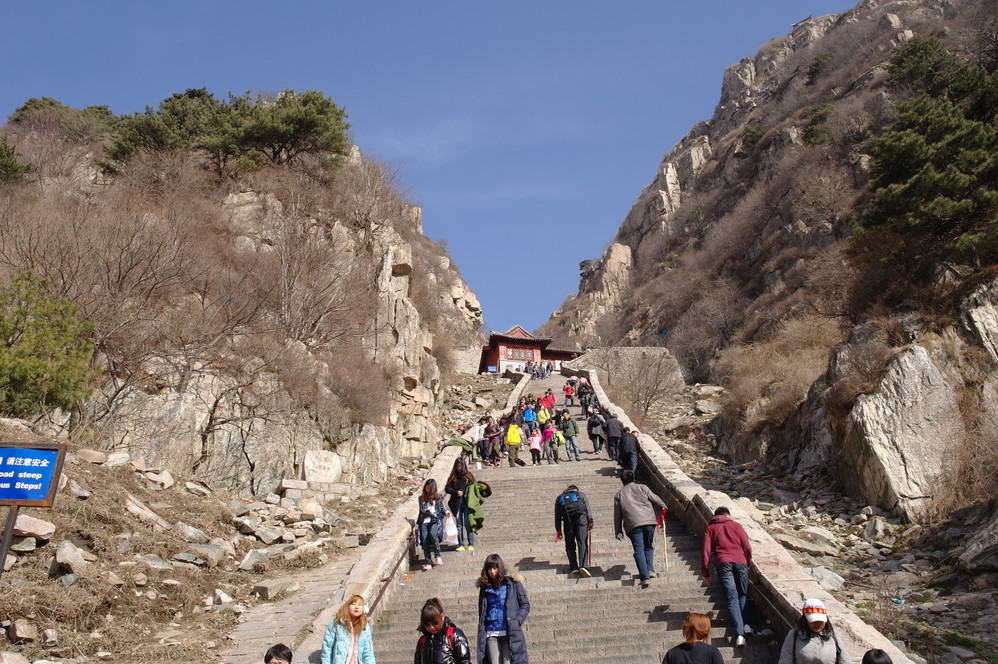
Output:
top-left (560, 364), bottom-right (914, 664)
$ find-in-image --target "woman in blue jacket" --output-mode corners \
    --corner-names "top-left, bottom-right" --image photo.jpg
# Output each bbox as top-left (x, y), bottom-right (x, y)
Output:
top-left (476, 554), bottom-right (530, 664)
top-left (321, 594), bottom-right (377, 664)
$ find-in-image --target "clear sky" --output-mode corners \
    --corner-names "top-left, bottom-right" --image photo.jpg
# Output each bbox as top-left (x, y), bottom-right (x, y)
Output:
top-left (2, 0), bottom-right (856, 335)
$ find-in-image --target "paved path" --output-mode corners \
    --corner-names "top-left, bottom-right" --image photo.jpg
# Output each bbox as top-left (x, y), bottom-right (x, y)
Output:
top-left (370, 375), bottom-right (771, 664)
top-left (220, 550), bottom-right (363, 663)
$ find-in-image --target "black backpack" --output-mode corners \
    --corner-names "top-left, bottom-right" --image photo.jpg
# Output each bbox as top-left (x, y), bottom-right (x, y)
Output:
top-left (559, 490), bottom-right (586, 521)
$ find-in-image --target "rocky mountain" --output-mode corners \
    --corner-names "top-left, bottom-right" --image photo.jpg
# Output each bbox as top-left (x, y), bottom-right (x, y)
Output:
top-left (541, 0), bottom-right (997, 523)
top-left (0, 124), bottom-right (485, 495)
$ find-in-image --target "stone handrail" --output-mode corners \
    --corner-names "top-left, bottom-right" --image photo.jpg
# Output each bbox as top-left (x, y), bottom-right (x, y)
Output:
top-left (297, 371), bottom-right (532, 658)
top-left (560, 366), bottom-right (914, 664)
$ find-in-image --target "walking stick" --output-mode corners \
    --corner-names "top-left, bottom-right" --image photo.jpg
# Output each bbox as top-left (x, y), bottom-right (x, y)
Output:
top-left (587, 529), bottom-right (593, 568)
top-left (657, 509), bottom-right (669, 574)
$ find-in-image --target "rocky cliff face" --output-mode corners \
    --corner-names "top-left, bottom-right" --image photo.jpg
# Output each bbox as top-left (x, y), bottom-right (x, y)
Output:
top-left (542, 0), bottom-right (997, 522)
top-left (32, 168), bottom-right (484, 497)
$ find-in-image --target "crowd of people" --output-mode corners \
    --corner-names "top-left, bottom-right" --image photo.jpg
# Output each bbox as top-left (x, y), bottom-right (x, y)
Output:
top-left (258, 375), bottom-right (893, 664)
top-left (263, 591), bottom-right (884, 664)
top-left (450, 378), bottom-right (639, 470)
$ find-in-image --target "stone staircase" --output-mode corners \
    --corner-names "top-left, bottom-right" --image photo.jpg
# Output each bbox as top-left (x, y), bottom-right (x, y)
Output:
top-left (370, 377), bottom-right (773, 664)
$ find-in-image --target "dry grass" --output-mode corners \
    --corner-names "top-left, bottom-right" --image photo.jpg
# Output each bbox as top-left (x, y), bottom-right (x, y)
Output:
top-left (0, 450), bottom-right (251, 661)
top-left (717, 314), bottom-right (846, 432)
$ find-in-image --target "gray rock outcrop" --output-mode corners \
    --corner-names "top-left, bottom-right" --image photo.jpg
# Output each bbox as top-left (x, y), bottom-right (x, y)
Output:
top-left (838, 346), bottom-right (963, 522)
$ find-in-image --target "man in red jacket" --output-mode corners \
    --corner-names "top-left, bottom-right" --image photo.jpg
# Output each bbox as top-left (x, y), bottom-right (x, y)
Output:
top-left (702, 506), bottom-right (753, 647)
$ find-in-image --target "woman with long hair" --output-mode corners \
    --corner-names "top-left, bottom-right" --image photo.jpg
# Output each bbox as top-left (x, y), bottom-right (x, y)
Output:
top-left (476, 554), bottom-right (530, 664)
top-left (778, 599), bottom-right (851, 664)
top-left (320, 594), bottom-right (377, 664)
top-left (414, 597), bottom-right (471, 664)
top-left (662, 613), bottom-right (723, 664)
top-left (418, 479), bottom-right (446, 571)
top-left (445, 457), bottom-right (476, 551)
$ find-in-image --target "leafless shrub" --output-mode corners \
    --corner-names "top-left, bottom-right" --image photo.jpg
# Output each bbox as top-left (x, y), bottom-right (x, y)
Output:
top-left (824, 319), bottom-right (896, 419)
top-left (327, 157), bottom-right (410, 249)
top-left (929, 347), bottom-right (998, 517)
top-left (324, 346), bottom-right (391, 426)
top-left (665, 277), bottom-right (747, 382)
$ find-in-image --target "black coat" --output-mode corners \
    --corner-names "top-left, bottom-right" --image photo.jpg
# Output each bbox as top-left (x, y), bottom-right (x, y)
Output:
top-left (619, 432), bottom-right (639, 454)
top-left (476, 576), bottom-right (530, 664)
top-left (445, 475), bottom-right (470, 515)
top-left (415, 617), bottom-right (471, 664)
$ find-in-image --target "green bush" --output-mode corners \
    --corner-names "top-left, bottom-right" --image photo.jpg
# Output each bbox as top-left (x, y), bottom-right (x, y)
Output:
top-left (8, 97), bottom-right (117, 143)
top-left (742, 125), bottom-right (766, 152)
top-left (0, 272), bottom-right (95, 417)
top-left (104, 88), bottom-right (351, 175)
top-left (806, 52), bottom-right (834, 85)
top-left (803, 104), bottom-right (835, 145)
top-left (0, 136), bottom-right (33, 186)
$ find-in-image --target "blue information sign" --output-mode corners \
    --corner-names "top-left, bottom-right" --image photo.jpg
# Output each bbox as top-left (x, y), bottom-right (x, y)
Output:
top-left (0, 444), bottom-right (65, 507)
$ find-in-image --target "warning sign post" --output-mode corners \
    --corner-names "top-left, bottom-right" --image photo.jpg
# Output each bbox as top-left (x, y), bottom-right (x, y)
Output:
top-left (0, 442), bottom-right (67, 581)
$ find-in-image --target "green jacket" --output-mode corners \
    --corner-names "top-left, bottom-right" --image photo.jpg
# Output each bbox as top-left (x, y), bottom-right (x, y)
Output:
top-left (466, 481), bottom-right (492, 533)
top-left (558, 417), bottom-right (579, 437)
top-left (443, 437), bottom-right (474, 453)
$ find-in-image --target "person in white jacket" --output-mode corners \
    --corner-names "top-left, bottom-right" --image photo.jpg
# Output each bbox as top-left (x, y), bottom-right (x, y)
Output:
top-left (778, 599), bottom-right (851, 664)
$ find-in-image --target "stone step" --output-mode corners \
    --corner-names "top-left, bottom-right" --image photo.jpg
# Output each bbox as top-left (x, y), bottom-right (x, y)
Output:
top-left (371, 393), bottom-right (738, 664)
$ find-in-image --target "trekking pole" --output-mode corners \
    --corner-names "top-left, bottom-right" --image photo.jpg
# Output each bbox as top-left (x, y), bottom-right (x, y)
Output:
top-left (587, 530), bottom-right (593, 568)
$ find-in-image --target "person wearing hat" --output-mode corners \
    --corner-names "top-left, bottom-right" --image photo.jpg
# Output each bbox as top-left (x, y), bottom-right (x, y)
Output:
top-left (778, 598), bottom-right (851, 664)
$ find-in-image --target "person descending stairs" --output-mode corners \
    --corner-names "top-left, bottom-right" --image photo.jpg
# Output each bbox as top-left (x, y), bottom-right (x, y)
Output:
top-left (370, 375), bottom-right (772, 664)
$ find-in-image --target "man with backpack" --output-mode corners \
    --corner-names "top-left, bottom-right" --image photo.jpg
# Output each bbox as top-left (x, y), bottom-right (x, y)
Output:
top-left (554, 484), bottom-right (593, 578)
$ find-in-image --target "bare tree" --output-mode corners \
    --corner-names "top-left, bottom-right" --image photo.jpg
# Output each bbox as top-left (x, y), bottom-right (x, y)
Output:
top-left (580, 347), bottom-right (685, 418)
top-left (265, 169), bottom-right (376, 349)
top-left (327, 157), bottom-right (410, 248)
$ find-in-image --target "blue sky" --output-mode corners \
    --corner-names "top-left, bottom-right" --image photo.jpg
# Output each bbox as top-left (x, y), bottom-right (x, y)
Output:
top-left (2, 0), bottom-right (855, 335)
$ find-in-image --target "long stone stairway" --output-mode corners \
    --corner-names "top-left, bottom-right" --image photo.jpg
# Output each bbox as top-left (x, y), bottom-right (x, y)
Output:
top-left (370, 376), bottom-right (771, 664)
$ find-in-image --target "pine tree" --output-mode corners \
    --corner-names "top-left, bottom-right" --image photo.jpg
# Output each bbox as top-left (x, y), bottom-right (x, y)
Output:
top-left (0, 272), bottom-right (95, 417)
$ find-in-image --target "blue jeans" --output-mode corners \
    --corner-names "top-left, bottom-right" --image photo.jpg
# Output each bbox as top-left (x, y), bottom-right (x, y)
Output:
top-left (418, 521), bottom-right (441, 563)
top-left (565, 435), bottom-right (580, 460)
top-left (627, 524), bottom-right (656, 581)
top-left (717, 562), bottom-right (749, 635)
top-left (455, 502), bottom-right (475, 547)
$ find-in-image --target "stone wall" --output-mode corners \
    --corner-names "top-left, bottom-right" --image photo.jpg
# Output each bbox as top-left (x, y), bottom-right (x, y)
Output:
top-left (561, 366), bottom-right (914, 664)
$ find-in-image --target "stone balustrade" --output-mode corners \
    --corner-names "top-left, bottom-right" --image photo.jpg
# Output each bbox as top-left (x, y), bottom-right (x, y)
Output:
top-left (560, 364), bottom-right (915, 664)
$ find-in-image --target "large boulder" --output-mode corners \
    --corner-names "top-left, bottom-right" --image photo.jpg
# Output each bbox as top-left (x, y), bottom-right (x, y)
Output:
top-left (838, 346), bottom-right (962, 521)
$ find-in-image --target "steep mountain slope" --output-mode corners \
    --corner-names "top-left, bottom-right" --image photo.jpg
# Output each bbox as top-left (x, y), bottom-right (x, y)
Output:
top-left (541, 0), bottom-right (998, 522)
